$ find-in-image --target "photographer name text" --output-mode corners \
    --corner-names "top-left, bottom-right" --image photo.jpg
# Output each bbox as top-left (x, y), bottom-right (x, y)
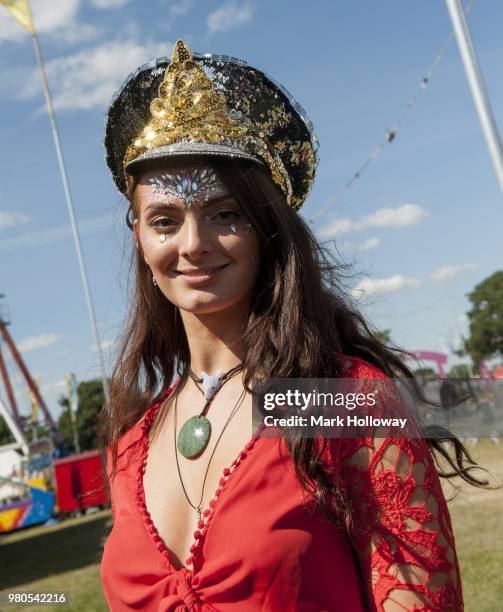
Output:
top-left (263, 414), bottom-right (408, 429)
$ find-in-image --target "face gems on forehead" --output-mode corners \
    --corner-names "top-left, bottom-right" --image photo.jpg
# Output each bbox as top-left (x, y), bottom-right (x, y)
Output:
top-left (149, 167), bottom-right (222, 208)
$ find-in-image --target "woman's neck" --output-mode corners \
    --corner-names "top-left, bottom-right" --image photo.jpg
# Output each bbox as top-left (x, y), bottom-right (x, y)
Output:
top-left (179, 307), bottom-right (247, 375)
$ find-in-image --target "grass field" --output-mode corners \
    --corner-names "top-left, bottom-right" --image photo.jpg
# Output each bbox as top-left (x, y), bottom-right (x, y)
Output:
top-left (0, 440), bottom-right (501, 611)
top-left (442, 440), bottom-right (503, 611)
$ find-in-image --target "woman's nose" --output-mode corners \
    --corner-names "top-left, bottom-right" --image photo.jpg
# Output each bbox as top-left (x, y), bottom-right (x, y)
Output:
top-left (177, 214), bottom-right (213, 259)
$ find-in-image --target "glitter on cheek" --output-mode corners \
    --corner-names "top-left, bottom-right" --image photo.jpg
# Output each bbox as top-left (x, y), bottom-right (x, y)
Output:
top-left (139, 225), bottom-right (172, 252)
top-left (225, 221), bottom-right (253, 235)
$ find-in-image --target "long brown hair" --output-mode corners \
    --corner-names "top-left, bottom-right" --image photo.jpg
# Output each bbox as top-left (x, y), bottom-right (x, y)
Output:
top-left (98, 156), bottom-right (487, 527)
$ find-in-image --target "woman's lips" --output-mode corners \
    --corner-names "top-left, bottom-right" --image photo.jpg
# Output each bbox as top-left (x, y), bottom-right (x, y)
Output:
top-left (175, 264), bottom-right (229, 284)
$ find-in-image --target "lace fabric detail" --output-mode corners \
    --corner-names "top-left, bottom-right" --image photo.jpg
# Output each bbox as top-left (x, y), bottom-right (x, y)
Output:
top-left (331, 433), bottom-right (462, 611)
top-left (330, 357), bottom-right (464, 610)
top-left (339, 435), bottom-right (462, 610)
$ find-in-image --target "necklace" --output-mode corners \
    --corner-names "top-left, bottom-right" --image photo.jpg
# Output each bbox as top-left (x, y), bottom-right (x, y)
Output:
top-left (174, 377), bottom-right (246, 519)
top-left (177, 363), bottom-right (243, 458)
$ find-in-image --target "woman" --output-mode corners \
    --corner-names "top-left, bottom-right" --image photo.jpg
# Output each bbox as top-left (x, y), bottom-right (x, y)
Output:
top-left (99, 40), bottom-right (482, 611)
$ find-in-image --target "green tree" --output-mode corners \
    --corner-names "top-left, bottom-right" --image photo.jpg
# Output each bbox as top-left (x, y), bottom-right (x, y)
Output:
top-left (58, 378), bottom-right (106, 452)
top-left (0, 414), bottom-right (15, 445)
top-left (447, 364), bottom-right (472, 378)
top-left (464, 271), bottom-right (503, 367)
top-left (0, 411), bottom-right (53, 445)
top-left (373, 328), bottom-right (392, 346)
top-left (413, 367), bottom-right (439, 379)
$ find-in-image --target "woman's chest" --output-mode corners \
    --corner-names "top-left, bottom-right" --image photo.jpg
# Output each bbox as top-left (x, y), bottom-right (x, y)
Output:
top-left (141, 401), bottom-right (254, 569)
top-left (104, 435), bottom-right (364, 611)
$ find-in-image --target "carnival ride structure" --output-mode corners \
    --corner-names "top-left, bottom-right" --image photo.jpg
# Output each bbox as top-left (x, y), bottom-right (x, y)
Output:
top-left (0, 296), bottom-right (106, 533)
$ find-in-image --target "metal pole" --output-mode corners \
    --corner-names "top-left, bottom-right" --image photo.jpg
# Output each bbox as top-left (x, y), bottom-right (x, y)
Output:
top-left (0, 398), bottom-right (29, 456)
top-left (30, 31), bottom-right (109, 400)
top-left (0, 319), bottom-right (58, 432)
top-left (0, 343), bottom-right (23, 429)
top-left (445, 0), bottom-right (503, 192)
top-left (66, 373), bottom-right (81, 454)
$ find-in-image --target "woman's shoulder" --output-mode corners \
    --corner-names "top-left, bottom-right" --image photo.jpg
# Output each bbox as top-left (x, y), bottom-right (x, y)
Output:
top-left (341, 354), bottom-right (389, 380)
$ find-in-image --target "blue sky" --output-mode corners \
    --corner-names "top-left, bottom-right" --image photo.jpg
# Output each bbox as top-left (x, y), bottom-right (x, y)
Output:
top-left (0, 0), bottom-right (502, 420)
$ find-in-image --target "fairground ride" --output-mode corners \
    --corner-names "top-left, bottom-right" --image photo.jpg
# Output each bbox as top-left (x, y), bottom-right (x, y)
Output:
top-left (0, 294), bottom-right (61, 531)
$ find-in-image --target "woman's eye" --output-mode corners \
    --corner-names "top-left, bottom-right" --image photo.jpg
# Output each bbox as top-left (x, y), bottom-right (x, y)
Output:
top-left (210, 210), bottom-right (241, 222)
top-left (151, 217), bottom-right (179, 230)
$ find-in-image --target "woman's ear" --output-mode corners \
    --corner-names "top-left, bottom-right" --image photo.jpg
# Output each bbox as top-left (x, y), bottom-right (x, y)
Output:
top-left (132, 218), bottom-right (140, 251)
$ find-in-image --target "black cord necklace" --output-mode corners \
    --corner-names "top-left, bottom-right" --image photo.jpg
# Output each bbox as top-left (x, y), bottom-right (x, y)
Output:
top-left (176, 363), bottom-right (243, 459)
top-left (174, 377), bottom-right (246, 519)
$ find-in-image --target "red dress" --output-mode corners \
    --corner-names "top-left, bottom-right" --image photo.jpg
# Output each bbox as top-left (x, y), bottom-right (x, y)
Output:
top-left (100, 357), bottom-right (463, 611)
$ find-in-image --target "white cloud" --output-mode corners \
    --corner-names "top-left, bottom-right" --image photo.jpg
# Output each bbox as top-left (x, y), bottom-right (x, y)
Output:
top-left (91, 0), bottom-right (129, 8)
top-left (0, 9), bottom-right (27, 42)
top-left (318, 203), bottom-right (428, 239)
top-left (317, 216), bottom-right (353, 238)
top-left (359, 237), bottom-right (380, 251)
top-left (207, 0), bottom-right (253, 34)
top-left (20, 39), bottom-right (169, 111)
top-left (169, 0), bottom-right (193, 19)
top-left (17, 333), bottom-right (60, 354)
top-left (0, 214), bottom-right (114, 249)
top-left (0, 211), bottom-right (30, 230)
top-left (91, 339), bottom-right (115, 352)
top-left (430, 263), bottom-right (479, 283)
top-left (0, 0), bottom-right (96, 44)
top-left (31, 0), bottom-right (79, 31)
top-left (41, 379), bottom-right (67, 394)
top-left (58, 22), bottom-right (99, 45)
top-left (351, 274), bottom-right (420, 298)
top-left (358, 203), bottom-right (429, 229)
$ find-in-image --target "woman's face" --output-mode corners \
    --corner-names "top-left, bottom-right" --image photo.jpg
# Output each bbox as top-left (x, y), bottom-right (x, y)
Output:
top-left (132, 160), bottom-right (261, 315)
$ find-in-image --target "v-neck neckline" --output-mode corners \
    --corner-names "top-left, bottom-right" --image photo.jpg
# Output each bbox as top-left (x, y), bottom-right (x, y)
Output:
top-left (136, 378), bottom-right (263, 573)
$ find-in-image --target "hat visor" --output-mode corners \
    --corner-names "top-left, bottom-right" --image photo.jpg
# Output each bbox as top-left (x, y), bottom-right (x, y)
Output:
top-left (125, 141), bottom-right (264, 175)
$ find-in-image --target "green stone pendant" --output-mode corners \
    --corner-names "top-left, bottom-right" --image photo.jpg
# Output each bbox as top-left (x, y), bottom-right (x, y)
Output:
top-left (178, 415), bottom-right (211, 458)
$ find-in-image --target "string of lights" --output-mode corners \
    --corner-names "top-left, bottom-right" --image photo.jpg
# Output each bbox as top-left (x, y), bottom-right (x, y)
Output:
top-left (312, 0), bottom-right (477, 222)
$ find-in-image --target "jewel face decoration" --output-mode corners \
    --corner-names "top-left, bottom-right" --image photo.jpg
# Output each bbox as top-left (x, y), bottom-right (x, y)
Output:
top-left (149, 167), bottom-right (221, 208)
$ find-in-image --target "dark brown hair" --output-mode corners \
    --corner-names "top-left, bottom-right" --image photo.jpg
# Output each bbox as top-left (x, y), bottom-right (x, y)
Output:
top-left (98, 157), bottom-right (487, 528)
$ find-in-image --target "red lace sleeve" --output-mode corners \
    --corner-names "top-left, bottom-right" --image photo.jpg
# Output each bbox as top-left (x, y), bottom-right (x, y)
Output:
top-left (329, 357), bottom-right (464, 610)
top-left (336, 431), bottom-right (463, 610)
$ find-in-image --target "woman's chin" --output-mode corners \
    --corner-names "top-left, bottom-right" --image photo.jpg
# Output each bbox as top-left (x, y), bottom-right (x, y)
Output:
top-left (175, 293), bottom-right (238, 316)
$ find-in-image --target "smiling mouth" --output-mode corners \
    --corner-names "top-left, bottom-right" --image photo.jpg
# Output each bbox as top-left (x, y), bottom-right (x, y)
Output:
top-left (175, 264), bottom-right (229, 277)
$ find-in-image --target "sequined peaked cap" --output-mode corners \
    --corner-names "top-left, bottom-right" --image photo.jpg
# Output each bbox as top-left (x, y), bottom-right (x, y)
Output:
top-left (105, 40), bottom-right (319, 210)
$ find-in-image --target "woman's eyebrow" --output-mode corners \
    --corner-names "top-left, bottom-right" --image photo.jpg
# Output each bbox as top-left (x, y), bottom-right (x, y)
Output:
top-left (144, 201), bottom-right (180, 212)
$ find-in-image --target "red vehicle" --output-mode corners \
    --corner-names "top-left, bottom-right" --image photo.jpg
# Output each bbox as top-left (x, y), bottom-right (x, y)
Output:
top-left (53, 450), bottom-right (107, 513)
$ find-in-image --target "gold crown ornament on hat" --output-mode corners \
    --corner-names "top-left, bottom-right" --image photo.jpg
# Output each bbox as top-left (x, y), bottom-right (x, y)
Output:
top-left (106, 40), bottom-right (319, 210)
